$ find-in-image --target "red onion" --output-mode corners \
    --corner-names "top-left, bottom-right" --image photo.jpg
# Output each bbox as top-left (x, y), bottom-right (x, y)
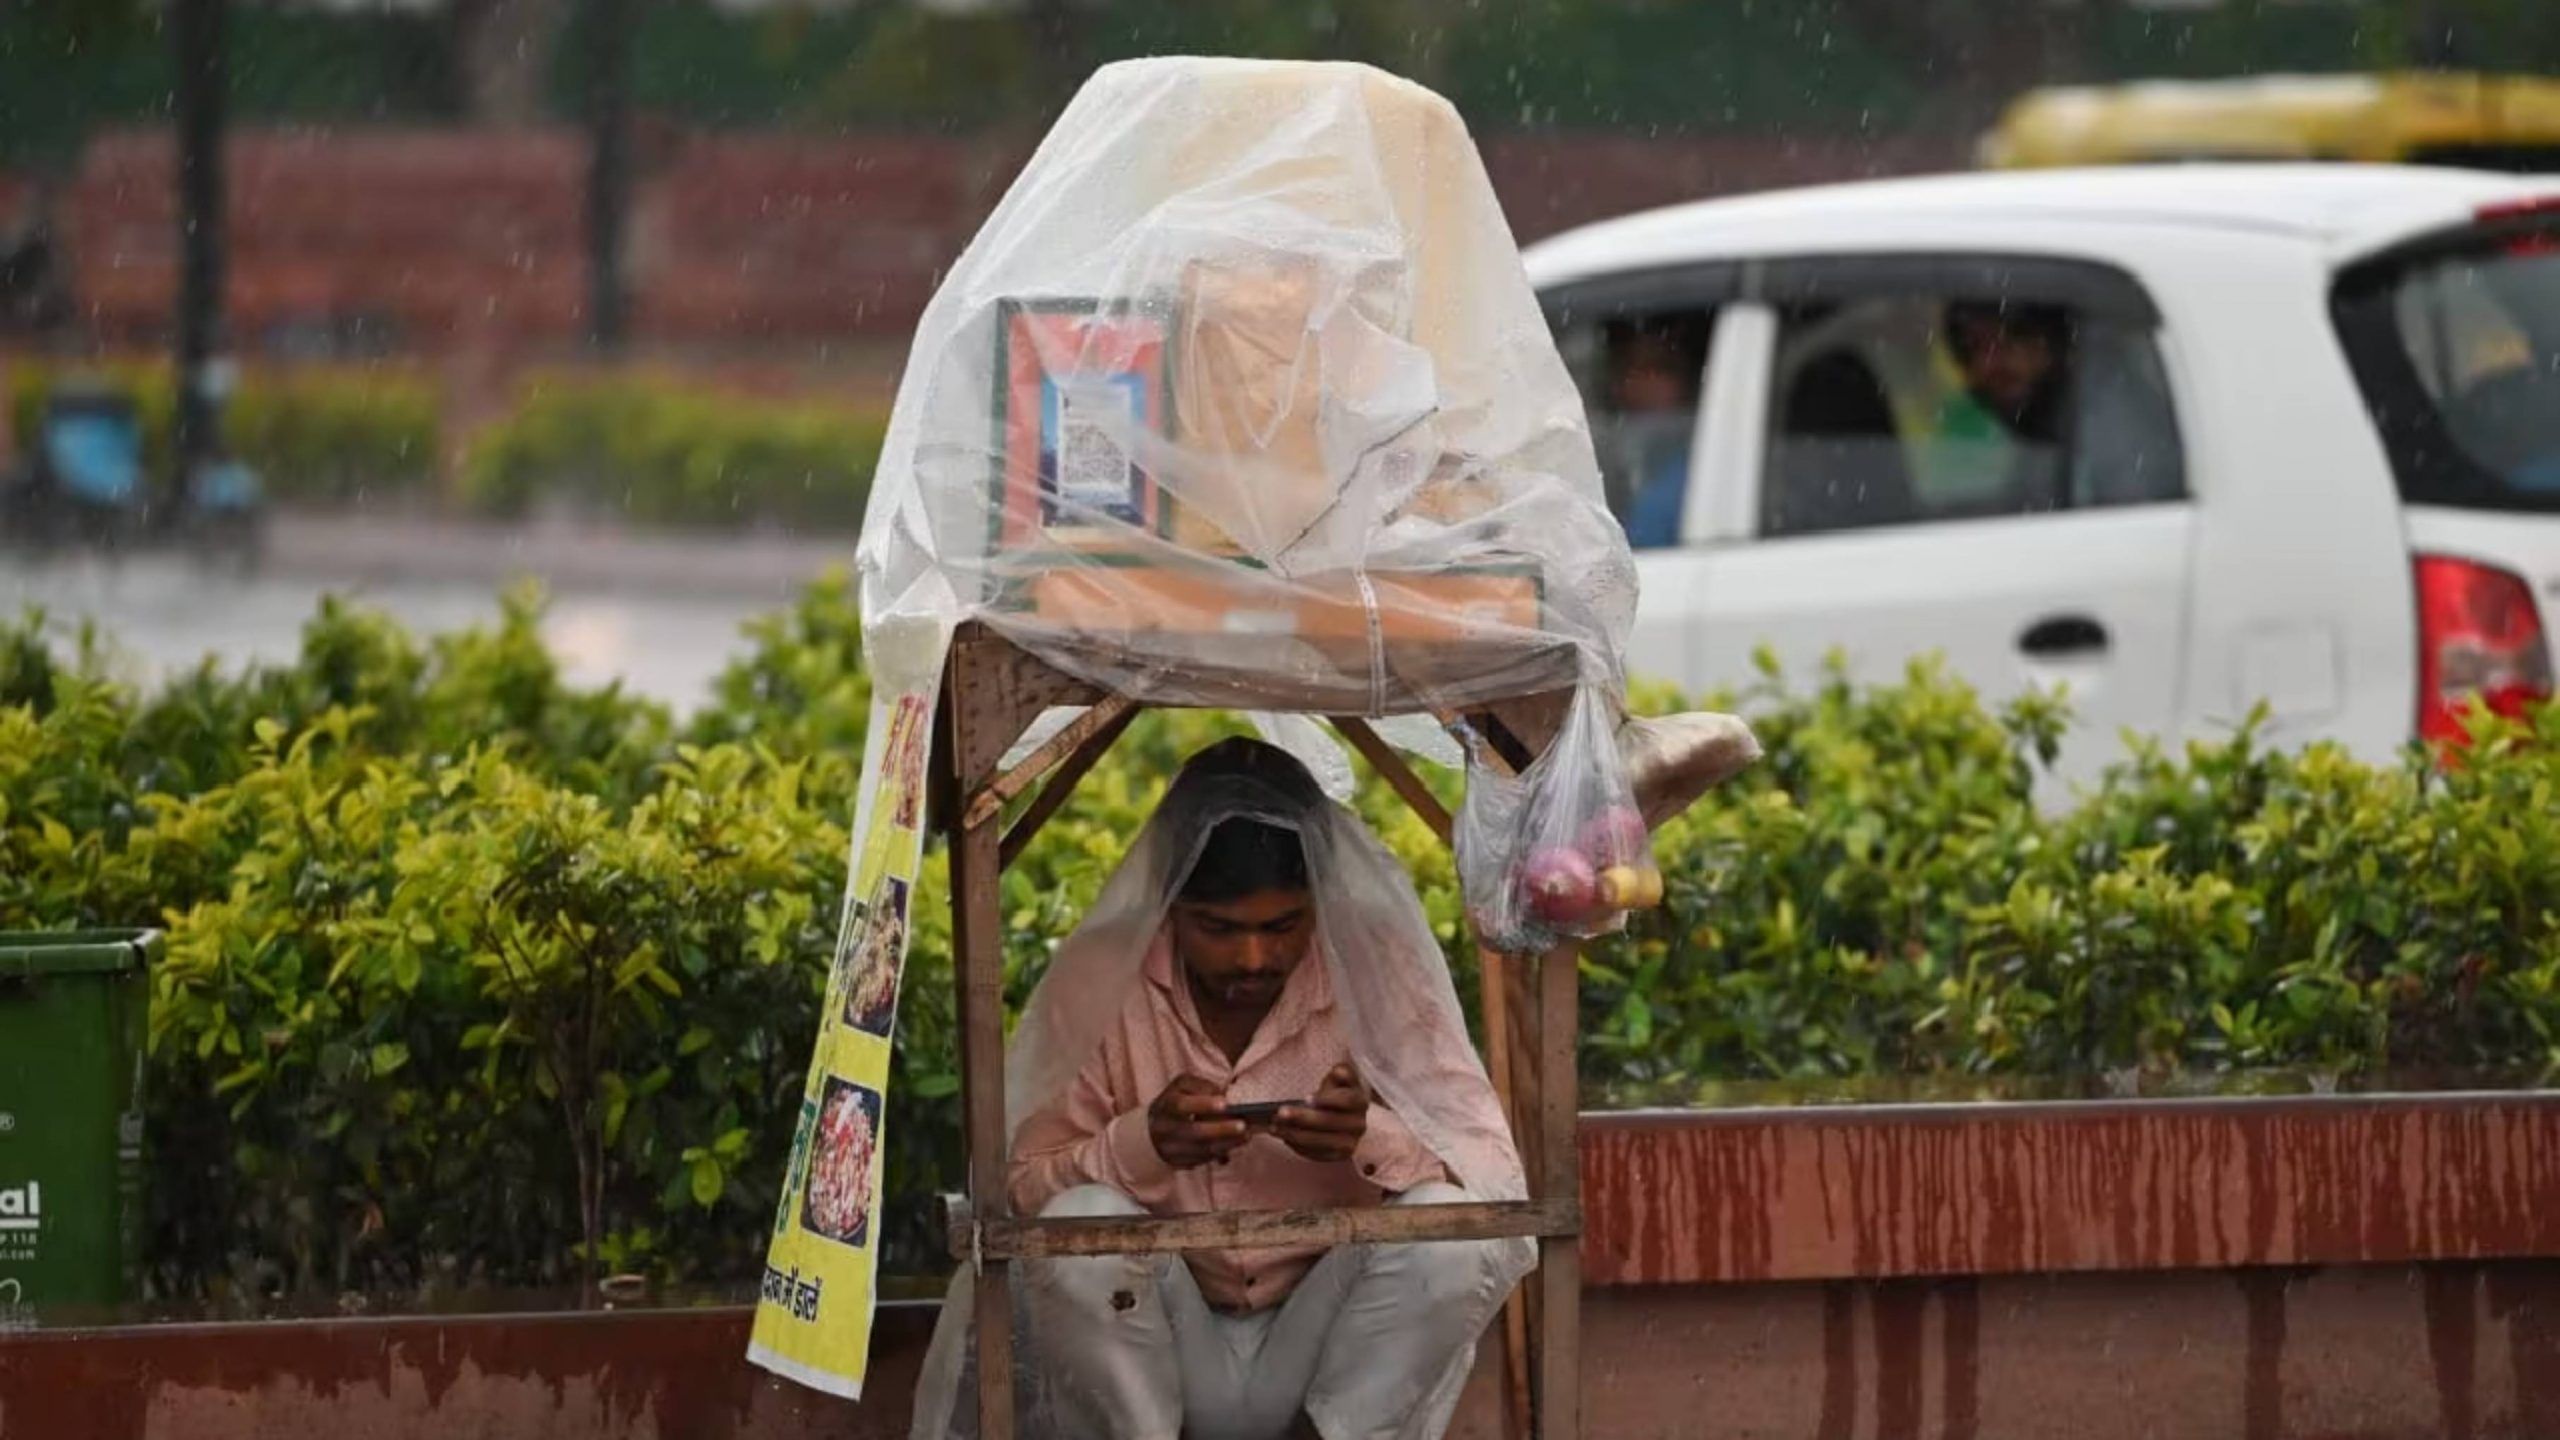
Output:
top-left (1520, 846), bottom-right (1601, 925)
top-left (1576, 804), bottom-right (1650, 868)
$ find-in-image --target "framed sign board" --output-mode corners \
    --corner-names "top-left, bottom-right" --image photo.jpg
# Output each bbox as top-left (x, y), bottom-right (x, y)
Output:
top-left (992, 297), bottom-right (1176, 550)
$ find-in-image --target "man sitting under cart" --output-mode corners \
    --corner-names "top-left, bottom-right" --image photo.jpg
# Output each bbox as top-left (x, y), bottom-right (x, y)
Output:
top-left (1005, 737), bottom-right (1521, 1440)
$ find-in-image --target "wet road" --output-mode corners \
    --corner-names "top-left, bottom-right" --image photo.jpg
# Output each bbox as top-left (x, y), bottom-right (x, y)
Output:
top-left (1, 521), bottom-right (843, 711)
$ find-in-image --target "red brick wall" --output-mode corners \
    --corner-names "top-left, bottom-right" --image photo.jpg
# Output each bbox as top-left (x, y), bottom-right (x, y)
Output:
top-left (69, 128), bottom-right (588, 352)
top-left (1480, 131), bottom-right (1968, 240)
top-left (54, 125), bottom-right (1966, 357)
top-left (636, 134), bottom-right (990, 342)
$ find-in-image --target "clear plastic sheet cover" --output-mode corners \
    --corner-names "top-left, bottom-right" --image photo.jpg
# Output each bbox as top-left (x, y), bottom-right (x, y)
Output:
top-left (853, 55), bottom-right (1637, 718)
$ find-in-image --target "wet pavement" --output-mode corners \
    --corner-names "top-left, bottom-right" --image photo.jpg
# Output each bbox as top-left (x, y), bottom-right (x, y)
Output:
top-left (1, 516), bottom-right (857, 712)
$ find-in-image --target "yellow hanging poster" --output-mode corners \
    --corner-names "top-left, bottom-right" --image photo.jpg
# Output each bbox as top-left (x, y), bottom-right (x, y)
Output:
top-left (747, 677), bottom-right (938, 1399)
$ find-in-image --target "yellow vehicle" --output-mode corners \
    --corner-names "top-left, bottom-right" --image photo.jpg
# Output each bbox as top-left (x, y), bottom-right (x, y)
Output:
top-left (1981, 72), bottom-right (2560, 173)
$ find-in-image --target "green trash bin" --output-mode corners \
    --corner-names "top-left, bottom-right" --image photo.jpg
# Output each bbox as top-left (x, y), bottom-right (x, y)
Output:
top-left (0, 929), bottom-right (154, 1324)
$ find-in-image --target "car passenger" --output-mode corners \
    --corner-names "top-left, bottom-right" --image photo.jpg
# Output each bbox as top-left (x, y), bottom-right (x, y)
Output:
top-left (1602, 319), bottom-right (1708, 548)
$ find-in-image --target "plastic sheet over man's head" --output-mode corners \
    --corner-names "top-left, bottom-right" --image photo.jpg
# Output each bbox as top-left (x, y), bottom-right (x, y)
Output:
top-left (855, 56), bottom-right (1636, 715)
top-left (1176, 812), bottom-right (1310, 903)
top-left (1160, 736), bottom-right (1324, 903)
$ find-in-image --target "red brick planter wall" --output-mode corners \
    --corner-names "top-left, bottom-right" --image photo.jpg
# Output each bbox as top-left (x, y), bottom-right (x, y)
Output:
top-left (1581, 1092), bottom-right (2560, 1286)
top-left (5, 1093), bottom-right (2554, 1439)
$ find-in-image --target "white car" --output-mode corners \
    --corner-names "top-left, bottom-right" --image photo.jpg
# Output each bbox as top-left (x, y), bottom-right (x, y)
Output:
top-left (1523, 164), bottom-right (2560, 785)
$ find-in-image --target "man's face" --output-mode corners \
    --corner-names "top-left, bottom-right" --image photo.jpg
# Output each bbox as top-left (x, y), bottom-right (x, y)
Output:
top-left (1609, 335), bottom-right (1692, 415)
top-left (1951, 316), bottom-right (2058, 417)
top-left (1607, 358), bottom-right (1689, 415)
top-left (1170, 886), bottom-right (1315, 1017)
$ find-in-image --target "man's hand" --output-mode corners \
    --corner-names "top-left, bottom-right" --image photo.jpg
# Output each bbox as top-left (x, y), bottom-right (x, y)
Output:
top-left (1274, 1062), bottom-right (1368, 1164)
top-left (1148, 1074), bottom-right (1247, 1169)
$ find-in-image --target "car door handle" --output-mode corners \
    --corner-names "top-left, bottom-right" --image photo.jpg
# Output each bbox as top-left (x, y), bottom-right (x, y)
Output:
top-left (2020, 614), bottom-right (2110, 659)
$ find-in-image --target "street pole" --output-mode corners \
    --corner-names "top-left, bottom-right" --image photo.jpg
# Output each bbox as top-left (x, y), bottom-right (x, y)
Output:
top-left (585, 0), bottom-right (631, 353)
top-left (2412, 0), bottom-right (2458, 67)
top-left (172, 0), bottom-right (228, 525)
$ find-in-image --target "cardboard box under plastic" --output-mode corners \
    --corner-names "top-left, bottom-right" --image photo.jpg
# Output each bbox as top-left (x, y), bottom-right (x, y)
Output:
top-left (1013, 564), bottom-right (1541, 644)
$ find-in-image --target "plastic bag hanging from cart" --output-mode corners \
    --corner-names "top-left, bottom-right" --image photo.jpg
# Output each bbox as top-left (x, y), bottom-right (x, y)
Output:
top-left (1455, 686), bottom-right (1663, 955)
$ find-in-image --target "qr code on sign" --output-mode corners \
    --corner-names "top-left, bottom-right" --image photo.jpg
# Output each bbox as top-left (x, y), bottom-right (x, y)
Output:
top-left (1053, 380), bottom-right (1140, 517)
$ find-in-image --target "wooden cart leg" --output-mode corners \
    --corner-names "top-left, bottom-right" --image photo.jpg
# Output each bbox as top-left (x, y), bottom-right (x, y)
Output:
top-left (1499, 1253), bottom-right (1534, 1440)
top-left (1476, 948), bottom-right (1532, 1440)
top-left (1533, 943), bottom-right (1581, 1440)
top-left (1504, 949), bottom-right (1543, 1164)
top-left (951, 758), bottom-right (1015, 1439)
top-left (1506, 946), bottom-right (1545, 1350)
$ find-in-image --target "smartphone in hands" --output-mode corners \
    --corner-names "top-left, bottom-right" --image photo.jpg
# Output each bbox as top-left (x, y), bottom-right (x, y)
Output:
top-left (1219, 1100), bottom-right (1300, 1126)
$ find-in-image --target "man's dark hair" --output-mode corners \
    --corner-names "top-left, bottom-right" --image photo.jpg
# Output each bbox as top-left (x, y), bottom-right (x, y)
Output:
top-left (1180, 816), bottom-right (1310, 902)
top-left (1169, 738), bottom-right (1318, 903)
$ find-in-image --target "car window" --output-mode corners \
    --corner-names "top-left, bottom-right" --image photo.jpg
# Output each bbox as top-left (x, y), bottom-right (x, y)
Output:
top-left (1552, 304), bottom-right (1715, 549)
top-left (1761, 291), bottom-right (2186, 538)
top-left (2333, 220), bottom-right (2560, 510)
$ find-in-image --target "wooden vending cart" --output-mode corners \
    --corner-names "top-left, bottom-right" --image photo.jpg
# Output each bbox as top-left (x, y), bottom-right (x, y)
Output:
top-left (931, 613), bottom-right (1591, 1440)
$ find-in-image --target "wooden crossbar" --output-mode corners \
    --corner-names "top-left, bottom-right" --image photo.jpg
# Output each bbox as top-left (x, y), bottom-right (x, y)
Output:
top-left (964, 694), bottom-right (1140, 831)
top-left (949, 1197), bottom-right (1580, 1262)
top-left (998, 702), bottom-right (1141, 868)
top-left (1330, 715), bottom-right (1455, 846)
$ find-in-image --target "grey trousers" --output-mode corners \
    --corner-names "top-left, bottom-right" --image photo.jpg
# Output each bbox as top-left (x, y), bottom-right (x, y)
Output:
top-left (1025, 1183), bottom-right (1512, 1440)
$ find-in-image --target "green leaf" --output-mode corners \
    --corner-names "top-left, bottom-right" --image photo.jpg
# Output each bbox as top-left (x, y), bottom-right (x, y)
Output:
top-left (689, 1155), bottom-right (724, 1209)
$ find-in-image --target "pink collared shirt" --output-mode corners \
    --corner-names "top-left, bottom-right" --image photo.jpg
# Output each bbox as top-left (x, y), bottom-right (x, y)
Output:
top-left (1006, 933), bottom-right (1449, 1313)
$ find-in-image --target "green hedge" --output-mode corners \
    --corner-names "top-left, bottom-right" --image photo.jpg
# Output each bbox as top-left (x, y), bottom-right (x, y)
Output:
top-left (9, 365), bottom-right (887, 530)
top-left (8, 362), bottom-right (442, 508)
top-left (5, 590), bottom-right (2558, 1303)
top-left (461, 377), bottom-right (885, 531)
top-left (227, 370), bottom-right (443, 507)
